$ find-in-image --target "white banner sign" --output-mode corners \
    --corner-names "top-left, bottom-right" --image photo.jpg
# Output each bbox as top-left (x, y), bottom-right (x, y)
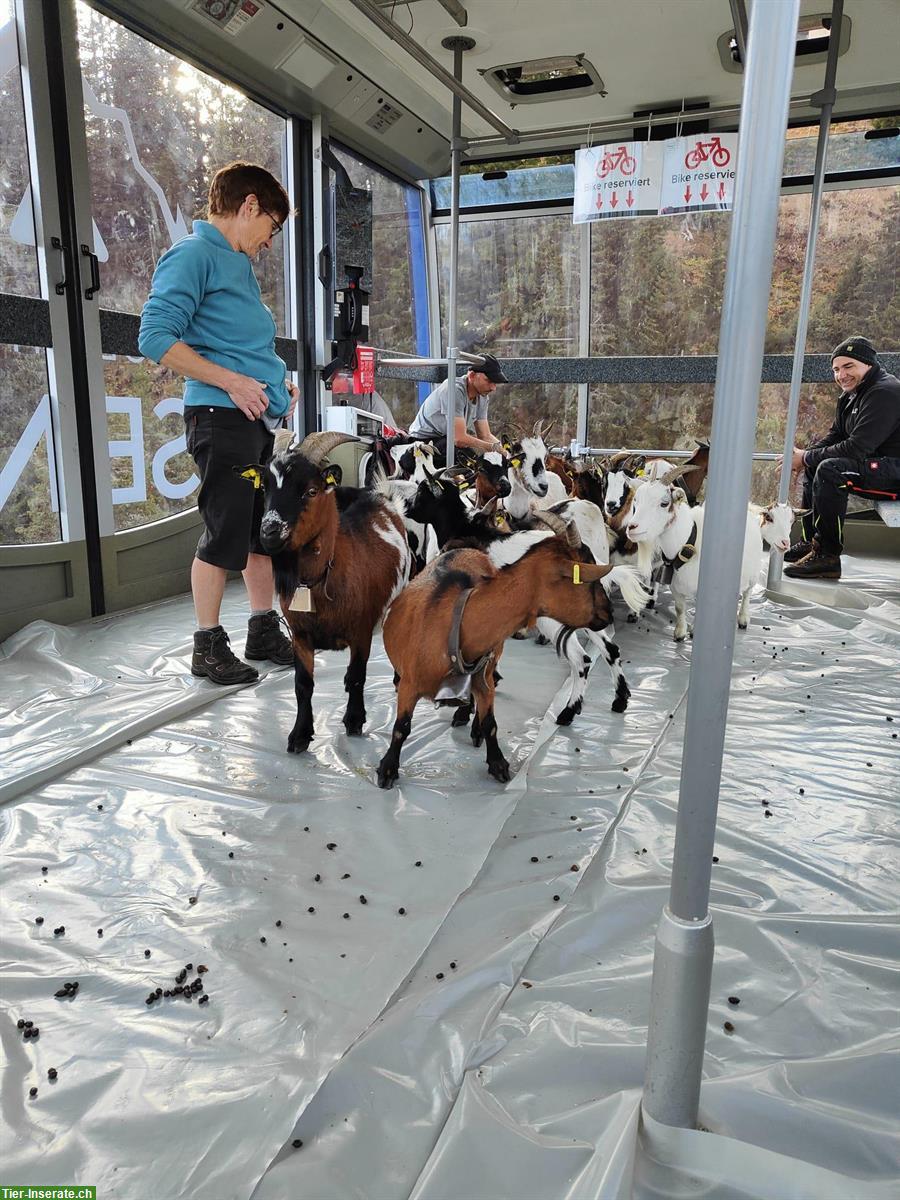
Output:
top-left (659, 133), bottom-right (739, 215)
top-left (574, 142), bottom-right (663, 223)
top-left (574, 132), bottom-right (739, 223)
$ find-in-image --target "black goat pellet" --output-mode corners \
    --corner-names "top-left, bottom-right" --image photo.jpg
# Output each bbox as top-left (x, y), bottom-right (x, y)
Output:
top-left (276, 920), bottom-right (282, 927)
top-left (189, 897), bottom-right (197, 905)
top-left (450, 962), bottom-right (457, 969)
top-left (47, 1068), bottom-right (58, 1080)
top-left (530, 856), bottom-right (539, 863)
top-left (553, 895), bottom-right (560, 902)
top-left (728, 996), bottom-right (740, 1005)
top-left (24, 1021), bottom-right (33, 1029)
top-left (197, 965), bottom-right (208, 973)
top-left (326, 843), bottom-right (337, 851)
top-left (155, 988), bottom-right (162, 996)
top-left (97, 929), bottom-right (103, 936)
top-left (570, 864), bottom-right (579, 872)
top-left (29, 1087), bottom-right (38, 1097)
top-left (436, 973), bottom-right (444, 980)
top-left (42, 867), bottom-right (48, 874)
top-left (17, 1019), bottom-right (25, 1029)
top-left (55, 989), bottom-right (69, 998)
top-left (341, 873), bottom-right (351, 880)
top-left (199, 994), bottom-right (209, 1004)
top-left (398, 908), bottom-right (406, 915)
top-left (314, 874), bottom-right (321, 883)
top-left (343, 913), bottom-right (350, 920)
top-left (415, 861), bottom-right (422, 868)
top-left (260, 937), bottom-right (267, 944)
top-left (35, 917), bottom-right (44, 925)
top-left (228, 852), bottom-right (234, 858)
top-left (308, 906), bottom-right (315, 913)
top-left (144, 949), bottom-right (151, 958)
top-left (723, 1022), bottom-right (735, 1033)
top-left (97, 804), bottom-right (103, 811)
top-left (359, 895), bottom-right (367, 904)
top-left (292, 1139), bottom-right (303, 1149)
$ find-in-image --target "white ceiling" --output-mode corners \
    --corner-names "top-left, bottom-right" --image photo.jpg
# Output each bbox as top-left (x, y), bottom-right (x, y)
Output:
top-left (299, 0), bottom-right (900, 144)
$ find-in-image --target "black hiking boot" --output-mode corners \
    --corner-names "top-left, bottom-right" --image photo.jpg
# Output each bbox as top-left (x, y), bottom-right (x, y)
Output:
top-left (245, 610), bottom-right (294, 665)
top-left (192, 626), bottom-right (259, 685)
top-left (783, 539), bottom-right (813, 563)
top-left (783, 545), bottom-right (842, 580)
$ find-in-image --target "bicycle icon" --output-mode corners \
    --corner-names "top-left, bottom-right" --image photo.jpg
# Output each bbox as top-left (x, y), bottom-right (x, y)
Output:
top-left (597, 145), bottom-right (637, 179)
top-left (684, 136), bottom-right (731, 169)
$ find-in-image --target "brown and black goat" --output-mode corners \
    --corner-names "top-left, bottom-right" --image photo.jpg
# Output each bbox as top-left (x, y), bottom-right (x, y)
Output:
top-left (253, 431), bottom-right (412, 753)
top-left (376, 538), bottom-right (626, 788)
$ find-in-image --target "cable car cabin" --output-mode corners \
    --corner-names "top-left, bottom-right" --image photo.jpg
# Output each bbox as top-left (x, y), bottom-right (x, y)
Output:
top-left (1, 2), bottom-right (898, 1198)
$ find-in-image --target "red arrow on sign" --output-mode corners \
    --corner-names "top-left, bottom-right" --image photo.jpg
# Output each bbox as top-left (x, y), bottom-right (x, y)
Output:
top-left (626, 190), bottom-right (634, 207)
top-left (610, 192), bottom-right (618, 208)
top-left (684, 186), bottom-right (692, 204)
top-left (595, 192), bottom-right (603, 208)
top-left (718, 181), bottom-right (726, 200)
top-left (700, 183), bottom-right (709, 202)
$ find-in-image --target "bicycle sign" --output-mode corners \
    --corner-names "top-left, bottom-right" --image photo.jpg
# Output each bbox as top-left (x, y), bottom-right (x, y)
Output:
top-left (597, 145), bottom-right (637, 179)
top-left (575, 141), bottom-right (662, 223)
top-left (684, 136), bottom-right (731, 169)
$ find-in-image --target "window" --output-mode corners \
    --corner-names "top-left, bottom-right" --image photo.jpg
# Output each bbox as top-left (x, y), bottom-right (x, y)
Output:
top-left (74, 3), bottom-right (291, 531)
top-left (0, 2), bottom-right (40, 297)
top-left (332, 146), bottom-right (428, 430)
top-left (0, 345), bottom-right (61, 544)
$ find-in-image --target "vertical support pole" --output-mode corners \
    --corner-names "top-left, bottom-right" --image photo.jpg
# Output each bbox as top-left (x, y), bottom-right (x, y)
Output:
top-left (576, 216), bottom-right (591, 450)
top-left (642, 0), bottom-right (800, 1131)
top-left (442, 35), bottom-right (475, 467)
top-left (768, 0), bottom-right (843, 588)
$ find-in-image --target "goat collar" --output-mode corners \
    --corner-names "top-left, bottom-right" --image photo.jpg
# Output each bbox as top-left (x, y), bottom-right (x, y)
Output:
top-left (663, 520), bottom-right (698, 570)
top-left (299, 557), bottom-right (335, 599)
top-left (446, 587), bottom-right (493, 678)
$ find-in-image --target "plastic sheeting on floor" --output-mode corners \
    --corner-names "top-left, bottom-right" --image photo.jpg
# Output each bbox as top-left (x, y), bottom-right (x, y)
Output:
top-left (2, 551), bottom-right (898, 1200)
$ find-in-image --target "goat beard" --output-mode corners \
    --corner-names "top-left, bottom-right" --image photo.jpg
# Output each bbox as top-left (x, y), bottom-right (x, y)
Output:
top-left (635, 538), bottom-right (655, 579)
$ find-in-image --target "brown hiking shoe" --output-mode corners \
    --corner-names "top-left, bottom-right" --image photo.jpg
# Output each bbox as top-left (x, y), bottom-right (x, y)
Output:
top-left (245, 610), bottom-right (294, 665)
top-left (784, 548), bottom-right (842, 580)
top-left (783, 539), bottom-right (813, 563)
top-left (192, 626), bottom-right (259, 685)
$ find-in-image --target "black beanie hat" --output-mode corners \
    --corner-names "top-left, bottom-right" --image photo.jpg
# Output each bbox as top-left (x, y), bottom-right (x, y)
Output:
top-left (831, 336), bottom-right (879, 367)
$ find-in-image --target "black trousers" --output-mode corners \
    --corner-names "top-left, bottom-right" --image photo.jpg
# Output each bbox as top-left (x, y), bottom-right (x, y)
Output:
top-left (800, 456), bottom-right (900, 553)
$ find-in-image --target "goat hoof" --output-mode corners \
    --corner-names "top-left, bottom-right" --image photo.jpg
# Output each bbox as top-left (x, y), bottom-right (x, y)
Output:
top-left (535, 634), bottom-right (551, 646)
top-left (556, 706), bottom-right (576, 727)
top-left (646, 598), bottom-right (656, 611)
top-left (288, 736), bottom-right (311, 754)
top-left (488, 759), bottom-right (511, 783)
top-left (451, 707), bottom-right (473, 729)
top-left (376, 761), bottom-right (398, 789)
top-left (493, 670), bottom-right (502, 684)
top-left (673, 633), bottom-right (686, 643)
top-left (626, 611), bottom-right (638, 624)
top-left (471, 732), bottom-right (484, 748)
top-left (511, 630), bottom-right (527, 640)
top-left (344, 720), bottom-right (365, 737)
top-left (611, 696), bottom-right (629, 714)
top-left (738, 620), bottom-right (748, 630)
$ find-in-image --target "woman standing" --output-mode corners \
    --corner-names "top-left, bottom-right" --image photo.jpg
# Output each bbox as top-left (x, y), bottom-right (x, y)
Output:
top-left (139, 162), bottom-right (298, 683)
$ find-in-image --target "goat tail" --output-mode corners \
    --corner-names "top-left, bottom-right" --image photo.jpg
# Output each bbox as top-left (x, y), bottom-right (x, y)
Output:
top-left (603, 565), bottom-right (651, 614)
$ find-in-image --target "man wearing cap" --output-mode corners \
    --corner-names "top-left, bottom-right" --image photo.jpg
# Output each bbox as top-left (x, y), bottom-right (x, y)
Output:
top-left (778, 336), bottom-right (900, 580)
top-left (409, 352), bottom-right (508, 453)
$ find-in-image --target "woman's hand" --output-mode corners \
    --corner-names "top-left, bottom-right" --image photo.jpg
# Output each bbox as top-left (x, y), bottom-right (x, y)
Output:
top-left (227, 373), bottom-right (270, 421)
top-left (287, 380), bottom-right (300, 420)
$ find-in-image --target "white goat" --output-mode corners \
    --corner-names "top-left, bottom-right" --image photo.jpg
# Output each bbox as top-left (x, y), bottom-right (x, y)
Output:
top-left (504, 427), bottom-right (569, 519)
top-left (626, 481), bottom-right (765, 640)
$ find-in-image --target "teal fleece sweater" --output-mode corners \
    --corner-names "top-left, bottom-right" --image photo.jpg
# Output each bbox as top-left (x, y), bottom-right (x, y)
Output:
top-left (138, 220), bottom-right (289, 416)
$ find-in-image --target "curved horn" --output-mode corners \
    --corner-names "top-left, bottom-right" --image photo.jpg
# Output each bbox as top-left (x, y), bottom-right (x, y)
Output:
top-left (532, 418), bottom-right (556, 441)
top-left (295, 431), bottom-right (356, 466)
top-left (659, 462), bottom-right (705, 487)
top-left (273, 429), bottom-right (295, 455)
top-left (534, 510), bottom-right (581, 548)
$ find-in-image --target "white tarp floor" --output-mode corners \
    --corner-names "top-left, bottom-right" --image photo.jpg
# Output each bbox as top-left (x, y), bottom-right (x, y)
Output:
top-left (2, 552), bottom-right (898, 1200)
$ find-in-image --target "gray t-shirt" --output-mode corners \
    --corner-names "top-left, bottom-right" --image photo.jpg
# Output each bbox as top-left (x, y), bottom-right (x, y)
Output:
top-left (408, 376), bottom-right (489, 437)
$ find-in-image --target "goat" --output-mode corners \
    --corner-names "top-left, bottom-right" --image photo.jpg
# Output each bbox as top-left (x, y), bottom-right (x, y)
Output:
top-left (625, 475), bottom-right (767, 640)
top-left (503, 421), bottom-right (570, 519)
top-left (377, 538), bottom-right (635, 788)
top-left (371, 470), bottom-right (441, 576)
top-left (255, 431), bottom-right (412, 751)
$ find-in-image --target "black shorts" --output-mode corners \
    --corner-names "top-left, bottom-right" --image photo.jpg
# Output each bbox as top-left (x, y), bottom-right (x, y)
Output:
top-left (185, 406), bottom-right (274, 572)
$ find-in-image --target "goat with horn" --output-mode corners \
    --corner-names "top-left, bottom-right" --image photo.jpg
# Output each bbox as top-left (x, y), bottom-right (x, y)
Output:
top-left (245, 430), bottom-right (412, 752)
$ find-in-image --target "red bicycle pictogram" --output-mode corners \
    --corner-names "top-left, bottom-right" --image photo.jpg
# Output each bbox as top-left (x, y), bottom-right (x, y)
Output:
top-left (597, 145), bottom-right (637, 178)
top-left (684, 136), bottom-right (731, 169)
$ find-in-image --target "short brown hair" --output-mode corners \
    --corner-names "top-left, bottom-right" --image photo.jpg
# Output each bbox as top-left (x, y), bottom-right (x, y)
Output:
top-left (207, 161), bottom-right (292, 221)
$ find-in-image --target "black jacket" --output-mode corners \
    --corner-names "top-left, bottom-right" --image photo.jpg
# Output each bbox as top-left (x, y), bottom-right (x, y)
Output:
top-left (804, 365), bottom-right (900, 470)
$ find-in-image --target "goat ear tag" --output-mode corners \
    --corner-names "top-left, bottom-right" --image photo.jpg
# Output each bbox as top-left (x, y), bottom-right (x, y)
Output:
top-left (511, 457), bottom-right (522, 468)
top-left (289, 586), bottom-right (315, 613)
top-left (239, 466), bottom-right (262, 489)
top-left (572, 563), bottom-right (582, 585)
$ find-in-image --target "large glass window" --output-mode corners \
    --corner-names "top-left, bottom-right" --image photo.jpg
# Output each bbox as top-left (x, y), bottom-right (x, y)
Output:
top-left (332, 146), bottom-right (428, 430)
top-left (1, 1), bottom-right (40, 296)
top-left (73, 3), bottom-right (291, 531)
top-left (0, 345), bottom-right (61, 544)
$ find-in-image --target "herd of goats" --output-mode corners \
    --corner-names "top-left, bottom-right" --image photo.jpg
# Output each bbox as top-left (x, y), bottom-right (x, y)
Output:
top-left (250, 423), bottom-right (797, 787)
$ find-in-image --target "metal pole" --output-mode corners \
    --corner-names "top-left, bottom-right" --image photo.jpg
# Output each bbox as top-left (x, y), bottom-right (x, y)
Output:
top-left (768, 0), bottom-right (844, 588)
top-left (642, 0), bottom-right (800, 1130)
top-left (728, 0), bottom-right (749, 70)
top-left (443, 36), bottom-right (474, 469)
top-left (576, 217), bottom-right (591, 449)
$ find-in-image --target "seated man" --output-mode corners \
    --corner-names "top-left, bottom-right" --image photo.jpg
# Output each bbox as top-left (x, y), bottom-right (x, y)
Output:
top-left (409, 352), bottom-right (508, 454)
top-left (778, 336), bottom-right (900, 580)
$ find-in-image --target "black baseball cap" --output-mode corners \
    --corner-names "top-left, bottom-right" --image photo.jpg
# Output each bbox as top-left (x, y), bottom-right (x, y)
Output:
top-left (472, 352), bottom-right (509, 384)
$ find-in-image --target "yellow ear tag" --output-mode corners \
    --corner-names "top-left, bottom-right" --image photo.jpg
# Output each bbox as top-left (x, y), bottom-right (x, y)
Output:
top-left (636, 468), bottom-right (645, 477)
top-left (457, 480), bottom-right (468, 491)
top-left (240, 467), bottom-right (262, 489)
top-left (572, 563), bottom-right (582, 585)
top-left (324, 471), bottom-right (338, 486)
top-left (511, 458), bottom-right (522, 469)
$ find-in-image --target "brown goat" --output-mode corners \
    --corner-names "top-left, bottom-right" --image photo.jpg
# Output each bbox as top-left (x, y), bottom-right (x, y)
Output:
top-left (256, 431), bottom-right (412, 752)
top-left (376, 539), bottom-right (621, 788)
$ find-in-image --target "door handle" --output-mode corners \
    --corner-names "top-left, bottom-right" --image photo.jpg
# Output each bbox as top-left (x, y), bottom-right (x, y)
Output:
top-left (81, 244), bottom-right (101, 300)
top-left (51, 236), bottom-right (68, 295)
top-left (317, 244), bottom-right (332, 288)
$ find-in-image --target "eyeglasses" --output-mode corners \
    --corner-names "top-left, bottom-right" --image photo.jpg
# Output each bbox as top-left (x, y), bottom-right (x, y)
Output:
top-left (259, 207), bottom-right (284, 237)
